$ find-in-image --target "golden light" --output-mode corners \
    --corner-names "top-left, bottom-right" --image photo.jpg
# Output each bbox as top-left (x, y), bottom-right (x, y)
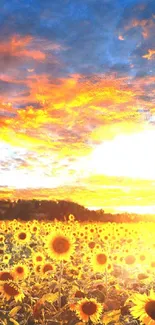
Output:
top-left (114, 206), bottom-right (155, 215)
top-left (89, 128), bottom-right (155, 180)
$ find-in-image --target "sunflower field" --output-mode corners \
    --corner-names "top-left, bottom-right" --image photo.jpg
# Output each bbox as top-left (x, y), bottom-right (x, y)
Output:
top-left (0, 215), bottom-right (155, 325)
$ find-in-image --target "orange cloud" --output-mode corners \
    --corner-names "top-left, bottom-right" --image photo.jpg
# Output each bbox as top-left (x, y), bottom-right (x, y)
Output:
top-left (142, 49), bottom-right (155, 60)
top-left (26, 73), bottom-right (136, 115)
top-left (1, 72), bottom-right (154, 160)
top-left (0, 73), bottom-right (135, 131)
top-left (124, 18), bottom-right (155, 39)
top-left (0, 34), bottom-right (46, 61)
top-left (118, 35), bottom-right (124, 41)
top-left (0, 34), bottom-right (65, 67)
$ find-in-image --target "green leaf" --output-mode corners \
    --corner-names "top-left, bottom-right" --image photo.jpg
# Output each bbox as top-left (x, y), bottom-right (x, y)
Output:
top-left (9, 306), bottom-right (21, 318)
top-left (8, 319), bottom-right (20, 325)
top-left (40, 292), bottom-right (59, 304)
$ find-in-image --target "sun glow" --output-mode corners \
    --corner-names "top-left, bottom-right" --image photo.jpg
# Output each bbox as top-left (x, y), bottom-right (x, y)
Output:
top-left (1, 128), bottom-right (155, 213)
top-left (114, 206), bottom-right (155, 215)
top-left (90, 129), bottom-right (155, 180)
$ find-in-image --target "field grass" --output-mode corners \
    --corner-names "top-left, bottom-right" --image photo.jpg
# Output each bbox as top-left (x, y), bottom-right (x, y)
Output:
top-left (0, 217), bottom-right (155, 325)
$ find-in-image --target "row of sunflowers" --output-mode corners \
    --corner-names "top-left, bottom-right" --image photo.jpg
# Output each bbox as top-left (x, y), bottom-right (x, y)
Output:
top-left (0, 215), bottom-right (155, 324)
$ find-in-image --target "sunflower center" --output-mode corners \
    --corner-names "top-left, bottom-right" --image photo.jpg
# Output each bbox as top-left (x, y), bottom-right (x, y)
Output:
top-left (16, 267), bottom-right (24, 274)
top-left (138, 273), bottom-right (148, 280)
top-left (88, 242), bottom-right (95, 249)
top-left (125, 255), bottom-right (135, 265)
top-left (18, 232), bottom-right (26, 240)
top-left (75, 290), bottom-right (85, 298)
top-left (43, 264), bottom-right (53, 273)
top-left (96, 284), bottom-right (104, 291)
top-left (97, 254), bottom-right (107, 265)
top-left (52, 236), bottom-right (70, 254)
top-left (145, 300), bottom-right (155, 320)
top-left (82, 301), bottom-right (97, 316)
top-left (140, 255), bottom-right (145, 261)
top-left (0, 272), bottom-right (14, 281)
top-left (3, 283), bottom-right (19, 296)
top-left (36, 265), bottom-right (41, 273)
top-left (151, 262), bottom-right (155, 268)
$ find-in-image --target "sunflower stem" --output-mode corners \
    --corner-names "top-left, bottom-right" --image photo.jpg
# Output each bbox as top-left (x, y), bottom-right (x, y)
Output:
top-left (105, 267), bottom-right (108, 297)
top-left (58, 260), bottom-right (63, 310)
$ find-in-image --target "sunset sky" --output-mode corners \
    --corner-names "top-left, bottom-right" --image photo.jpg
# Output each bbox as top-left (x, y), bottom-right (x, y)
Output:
top-left (0, 0), bottom-right (155, 214)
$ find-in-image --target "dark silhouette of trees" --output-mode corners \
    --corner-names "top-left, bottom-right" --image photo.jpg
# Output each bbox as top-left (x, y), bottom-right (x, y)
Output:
top-left (0, 199), bottom-right (154, 222)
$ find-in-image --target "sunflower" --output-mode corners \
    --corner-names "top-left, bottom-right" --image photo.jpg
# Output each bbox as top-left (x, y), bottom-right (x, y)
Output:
top-left (30, 224), bottom-right (39, 234)
top-left (91, 251), bottom-right (108, 273)
top-left (41, 262), bottom-right (55, 276)
top-left (69, 287), bottom-right (86, 312)
top-left (138, 253), bottom-right (147, 264)
top-left (88, 241), bottom-right (96, 250)
top-left (46, 232), bottom-right (75, 261)
top-left (106, 262), bottom-right (113, 274)
top-left (13, 263), bottom-right (29, 280)
top-left (68, 214), bottom-right (75, 222)
top-left (0, 235), bottom-right (5, 243)
top-left (150, 261), bottom-right (155, 269)
top-left (0, 247), bottom-right (5, 256)
top-left (137, 273), bottom-right (149, 281)
top-left (14, 230), bottom-right (31, 244)
top-left (3, 253), bottom-right (11, 264)
top-left (75, 298), bottom-right (103, 323)
top-left (0, 280), bottom-right (24, 302)
top-left (32, 252), bottom-right (45, 265)
top-left (124, 254), bottom-right (136, 267)
top-left (34, 264), bottom-right (42, 275)
top-left (130, 289), bottom-right (155, 325)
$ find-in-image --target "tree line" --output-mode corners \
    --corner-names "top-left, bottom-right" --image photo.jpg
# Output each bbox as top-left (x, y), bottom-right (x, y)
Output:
top-left (0, 199), bottom-right (154, 222)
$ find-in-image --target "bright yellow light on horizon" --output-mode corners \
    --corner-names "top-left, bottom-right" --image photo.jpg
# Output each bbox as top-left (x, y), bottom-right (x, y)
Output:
top-left (114, 206), bottom-right (155, 215)
top-left (90, 128), bottom-right (155, 180)
top-left (1, 127), bottom-right (155, 216)
top-left (88, 206), bottom-right (155, 215)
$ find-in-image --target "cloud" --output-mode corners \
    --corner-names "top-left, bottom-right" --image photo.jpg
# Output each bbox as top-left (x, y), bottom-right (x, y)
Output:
top-left (0, 34), bottom-right (64, 74)
top-left (0, 0), bottom-right (155, 212)
top-left (0, 71), bottom-right (154, 159)
top-left (0, 73), bottom-right (136, 153)
top-left (0, 79), bottom-right (29, 97)
top-left (143, 49), bottom-right (155, 60)
top-left (0, 35), bottom-right (43, 73)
